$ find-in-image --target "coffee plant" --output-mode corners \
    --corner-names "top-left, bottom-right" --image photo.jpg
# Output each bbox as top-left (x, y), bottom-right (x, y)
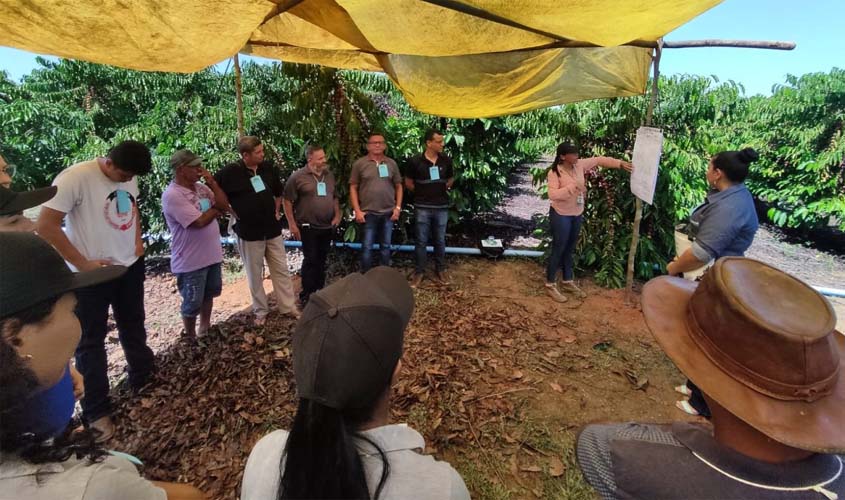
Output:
top-left (2, 59), bottom-right (842, 286)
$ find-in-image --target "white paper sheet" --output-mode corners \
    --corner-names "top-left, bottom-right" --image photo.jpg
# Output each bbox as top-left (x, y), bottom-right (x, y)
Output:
top-left (630, 126), bottom-right (664, 205)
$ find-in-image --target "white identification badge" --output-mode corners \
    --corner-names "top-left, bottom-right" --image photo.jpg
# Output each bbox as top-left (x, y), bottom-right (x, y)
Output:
top-left (250, 175), bottom-right (266, 193)
top-left (199, 198), bottom-right (211, 212)
top-left (576, 194), bottom-right (584, 206)
top-left (429, 165), bottom-right (440, 181)
top-left (378, 163), bottom-right (389, 178)
top-left (316, 181), bottom-right (327, 197)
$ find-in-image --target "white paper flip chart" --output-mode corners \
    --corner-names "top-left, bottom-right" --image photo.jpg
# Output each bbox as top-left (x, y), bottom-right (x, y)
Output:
top-left (630, 126), bottom-right (663, 205)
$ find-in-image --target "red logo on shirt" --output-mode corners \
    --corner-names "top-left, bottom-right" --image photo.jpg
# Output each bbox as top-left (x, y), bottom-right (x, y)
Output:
top-left (103, 190), bottom-right (137, 231)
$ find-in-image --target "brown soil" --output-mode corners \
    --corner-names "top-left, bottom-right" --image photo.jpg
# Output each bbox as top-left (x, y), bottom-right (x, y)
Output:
top-left (95, 161), bottom-right (844, 499)
top-left (105, 256), bottom-right (697, 499)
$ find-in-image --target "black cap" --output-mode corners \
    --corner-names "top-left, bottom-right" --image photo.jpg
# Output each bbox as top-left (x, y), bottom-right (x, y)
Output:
top-left (557, 143), bottom-right (579, 156)
top-left (0, 233), bottom-right (127, 318)
top-left (0, 185), bottom-right (57, 216)
top-left (292, 267), bottom-right (414, 409)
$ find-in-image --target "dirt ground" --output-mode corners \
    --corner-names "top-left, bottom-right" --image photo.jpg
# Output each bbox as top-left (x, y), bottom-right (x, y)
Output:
top-left (95, 162), bottom-right (844, 499)
top-left (107, 256), bottom-right (692, 499)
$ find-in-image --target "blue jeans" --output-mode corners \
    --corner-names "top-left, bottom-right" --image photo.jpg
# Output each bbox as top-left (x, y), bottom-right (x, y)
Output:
top-left (415, 208), bottom-right (448, 273)
top-left (75, 257), bottom-right (155, 423)
top-left (361, 212), bottom-right (393, 271)
top-left (546, 209), bottom-right (583, 283)
top-left (176, 263), bottom-right (223, 318)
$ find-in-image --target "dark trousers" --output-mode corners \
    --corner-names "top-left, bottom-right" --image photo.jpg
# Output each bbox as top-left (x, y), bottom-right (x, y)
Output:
top-left (686, 380), bottom-right (712, 418)
top-left (361, 213), bottom-right (393, 272)
top-left (546, 209), bottom-right (583, 283)
top-left (415, 207), bottom-right (448, 273)
top-left (300, 226), bottom-right (333, 303)
top-left (75, 257), bottom-right (155, 422)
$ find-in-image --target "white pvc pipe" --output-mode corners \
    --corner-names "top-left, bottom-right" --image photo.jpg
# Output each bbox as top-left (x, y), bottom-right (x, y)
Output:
top-left (216, 236), bottom-right (544, 258)
top-left (150, 233), bottom-right (845, 297)
top-left (813, 286), bottom-right (845, 299)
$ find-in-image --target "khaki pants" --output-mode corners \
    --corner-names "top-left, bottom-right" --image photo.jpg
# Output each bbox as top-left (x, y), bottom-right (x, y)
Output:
top-left (237, 235), bottom-right (297, 318)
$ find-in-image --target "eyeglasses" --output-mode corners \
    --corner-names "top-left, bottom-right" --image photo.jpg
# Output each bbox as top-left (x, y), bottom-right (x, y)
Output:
top-left (0, 164), bottom-right (16, 178)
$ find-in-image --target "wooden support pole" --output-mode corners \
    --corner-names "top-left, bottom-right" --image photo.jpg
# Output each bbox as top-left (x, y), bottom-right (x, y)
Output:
top-left (662, 39), bottom-right (795, 50)
top-left (625, 40), bottom-right (662, 295)
top-left (233, 53), bottom-right (245, 138)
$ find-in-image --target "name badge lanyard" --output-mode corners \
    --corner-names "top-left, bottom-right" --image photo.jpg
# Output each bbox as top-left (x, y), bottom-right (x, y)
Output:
top-left (377, 161), bottom-right (390, 178)
top-left (180, 186), bottom-right (211, 213)
top-left (116, 189), bottom-right (132, 214)
top-left (429, 163), bottom-right (441, 181)
top-left (248, 168), bottom-right (266, 193)
top-left (313, 172), bottom-right (327, 197)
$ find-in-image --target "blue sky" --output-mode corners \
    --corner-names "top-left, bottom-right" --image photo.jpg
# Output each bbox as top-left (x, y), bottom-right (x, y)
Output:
top-left (1, 0), bottom-right (842, 96)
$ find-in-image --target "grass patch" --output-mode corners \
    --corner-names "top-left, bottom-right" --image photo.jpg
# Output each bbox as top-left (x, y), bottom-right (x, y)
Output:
top-left (454, 458), bottom-right (512, 500)
top-left (222, 256), bottom-right (244, 284)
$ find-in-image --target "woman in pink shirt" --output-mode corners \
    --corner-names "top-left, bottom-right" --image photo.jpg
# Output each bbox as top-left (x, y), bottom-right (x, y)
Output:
top-left (545, 143), bottom-right (632, 303)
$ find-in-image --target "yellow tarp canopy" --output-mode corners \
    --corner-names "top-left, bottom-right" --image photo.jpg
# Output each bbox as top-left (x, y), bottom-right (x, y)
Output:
top-left (1, 0), bottom-right (721, 117)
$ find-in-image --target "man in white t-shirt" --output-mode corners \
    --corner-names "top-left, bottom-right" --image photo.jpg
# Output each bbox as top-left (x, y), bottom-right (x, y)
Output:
top-left (37, 140), bottom-right (156, 441)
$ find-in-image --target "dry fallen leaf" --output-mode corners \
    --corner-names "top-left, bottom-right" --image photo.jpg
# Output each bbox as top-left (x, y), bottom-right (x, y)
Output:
top-left (549, 382), bottom-right (564, 393)
top-left (549, 456), bottom-right (566, 477)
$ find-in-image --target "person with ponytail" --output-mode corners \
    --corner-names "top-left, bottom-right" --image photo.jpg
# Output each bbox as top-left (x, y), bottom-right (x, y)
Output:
top-left (0, 232), bottom-right (205, 499)
top-left (544, 142), bottom-right (633, 303)
top-left (241, 267), bottom-right (470, 500)
top-left (668, 148), bottom-right (760, 418)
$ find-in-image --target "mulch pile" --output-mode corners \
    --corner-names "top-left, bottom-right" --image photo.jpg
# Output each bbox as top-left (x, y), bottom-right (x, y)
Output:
top-left (108, 274), bottom-right (583, 499)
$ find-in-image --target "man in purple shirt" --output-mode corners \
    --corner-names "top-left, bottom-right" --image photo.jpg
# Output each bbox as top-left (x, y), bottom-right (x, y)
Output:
top-left (162, 150), bottom-right (229, 338)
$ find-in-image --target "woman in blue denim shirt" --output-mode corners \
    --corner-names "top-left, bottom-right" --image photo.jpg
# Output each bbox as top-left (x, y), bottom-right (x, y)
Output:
top-left (668, 147), bottom-right (760, 417)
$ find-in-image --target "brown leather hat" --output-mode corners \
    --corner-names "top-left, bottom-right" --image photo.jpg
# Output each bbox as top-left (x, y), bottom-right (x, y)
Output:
top-left (642, 257), bottom-right (845, 453)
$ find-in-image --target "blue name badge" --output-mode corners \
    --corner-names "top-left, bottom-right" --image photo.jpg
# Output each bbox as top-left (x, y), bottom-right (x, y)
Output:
top-left (429, 165), bottom-right (440, 181)
top-left (250, 175), bottom-right (266, 193)
top-left (116, 190), bottom-right (131, 214)
top-left (199, 198), bottom-right (211, 212)
top-left (378, 163), bottom-right (389, 178)
top-left (316, 181), bottom-right (327, 197)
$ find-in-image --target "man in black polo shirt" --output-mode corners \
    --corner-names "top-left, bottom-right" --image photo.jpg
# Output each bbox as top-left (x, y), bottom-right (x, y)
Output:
top-left (215, 136), bottom-right (299, 325)
top-left (283, 145), bottom-right (341, 306)
top-left (405, 129), bottom-right (454, 287)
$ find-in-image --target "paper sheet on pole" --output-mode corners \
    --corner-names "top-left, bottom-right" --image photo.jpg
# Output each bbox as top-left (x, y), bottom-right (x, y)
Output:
top-left (630, 127), bottom-right (663, 205)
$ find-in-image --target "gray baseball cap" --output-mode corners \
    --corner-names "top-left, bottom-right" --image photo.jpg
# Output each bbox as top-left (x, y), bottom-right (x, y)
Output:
top-left (169, 149), bottom-right (202, 169)
top-left (292, 267), bottom-right (414, 409)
